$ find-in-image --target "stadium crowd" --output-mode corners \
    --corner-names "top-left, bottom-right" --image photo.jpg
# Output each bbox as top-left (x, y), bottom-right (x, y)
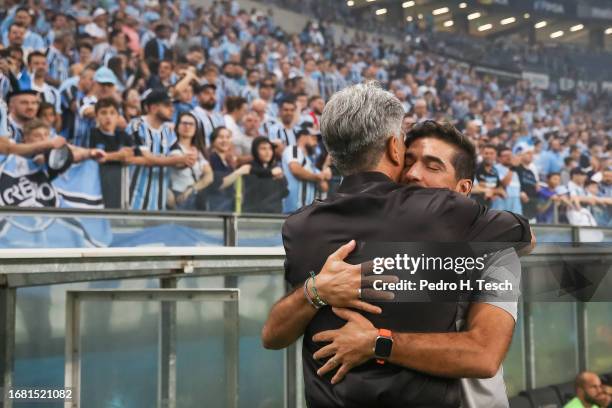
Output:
top-left (0, 0), bottom-right (610, 225)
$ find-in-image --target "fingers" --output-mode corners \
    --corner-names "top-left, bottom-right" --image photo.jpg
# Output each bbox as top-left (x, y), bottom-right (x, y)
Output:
top-left (328, 240), bottom-right (356, 262)
top-left (313, 343), bottom-right (336, 360)
top-left (312, 330), bottom-right (337, 343)
top-left (331, 307), bottom-right (363, 322)
top-left (350, 300), bottom-right (382, 315)
top-left (331, 363), bottom-right (352, 385)
top-left (317, 356), bottom-right (339, 377)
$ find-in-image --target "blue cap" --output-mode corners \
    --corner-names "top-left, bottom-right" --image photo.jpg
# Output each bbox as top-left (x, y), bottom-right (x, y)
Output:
top-left (93, 67), bottom-right (118, 86)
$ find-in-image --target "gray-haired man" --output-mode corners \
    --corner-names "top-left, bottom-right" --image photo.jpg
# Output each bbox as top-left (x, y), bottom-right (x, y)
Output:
top-left (262, 83), bottom-right (533, 408)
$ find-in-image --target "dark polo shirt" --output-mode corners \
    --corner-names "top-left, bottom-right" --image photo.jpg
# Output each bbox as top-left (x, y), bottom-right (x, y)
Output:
top-left (282, 171), bottom-right (531, 408)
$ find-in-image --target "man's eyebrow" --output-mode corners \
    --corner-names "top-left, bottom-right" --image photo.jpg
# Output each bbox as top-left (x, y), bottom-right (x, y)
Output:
top-left (422, 155), bottom-right (447, 168)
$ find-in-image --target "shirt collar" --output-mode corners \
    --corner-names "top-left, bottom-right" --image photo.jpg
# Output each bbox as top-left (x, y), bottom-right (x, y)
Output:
top-left (337, 171), bottom-right (394, 194)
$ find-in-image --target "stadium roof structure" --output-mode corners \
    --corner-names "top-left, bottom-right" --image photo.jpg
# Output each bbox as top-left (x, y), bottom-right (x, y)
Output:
top-left (345, 0), bottom-right (612, 50)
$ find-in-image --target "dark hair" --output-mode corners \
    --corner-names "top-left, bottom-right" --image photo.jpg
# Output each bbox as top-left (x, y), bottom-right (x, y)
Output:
top-left (27, 51), bottom-right (46, 65)
top-left (564, 156), bottom-right (576, 166)
top-left (405, 120), bottom-right (477, 181)
top-left (37, 102), bottom-right (55, 117)
top-left (175, 112), bottom-right (206, 156)
top-left (497, 145), bottom-right (512, 155)
top-left (280, 97), bottom-right (296, 108)
top-left (251, 136), bottom-right (276, 166)
top-left (95, 97), bottom-right (120, 113)
top-left (79, 42), bottom-right (93, 52)
top-left (209, 126), bottom-right (228, 146)
top-left (547, 172), bottom-right (561, 179)
top-left (8, 22), bottom-right (25, 32)
top-left (224, 96), bottom-right (247, 113)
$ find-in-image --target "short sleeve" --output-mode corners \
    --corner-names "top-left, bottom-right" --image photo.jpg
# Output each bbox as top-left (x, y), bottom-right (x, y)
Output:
top-left (446, 192), bottom-right (532, 244)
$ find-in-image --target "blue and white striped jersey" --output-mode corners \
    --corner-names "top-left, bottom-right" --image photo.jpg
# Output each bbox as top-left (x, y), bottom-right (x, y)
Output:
top-left (191, 106), bottom-right (225, 146)
top-left (268, 122), bottom-right (297, 146)
top-left (126, 117), bottom-right (177, 211)
top-left (281, 145), bottom-right (317, 213)
top-left (0, 100), bottom-right (8, 138)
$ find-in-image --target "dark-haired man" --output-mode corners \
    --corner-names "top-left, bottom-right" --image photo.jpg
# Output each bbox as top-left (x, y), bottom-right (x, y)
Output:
top-left (263, 84), bottom-right (533, 408)
top-left (191, 83), bottom-right (225, 146)
top-left (268, 98), bottom-right (298, 154)
top-left (281, 126), bottom-right (330, 213)
top-left (473, 144), bottom-right (506, 207)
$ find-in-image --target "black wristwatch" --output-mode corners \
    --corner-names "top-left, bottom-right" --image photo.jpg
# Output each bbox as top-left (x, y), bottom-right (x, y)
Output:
top-left (374, 328), bottom-right (393, 364)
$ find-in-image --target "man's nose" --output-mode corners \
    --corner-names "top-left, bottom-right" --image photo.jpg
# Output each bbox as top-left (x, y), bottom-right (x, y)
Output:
top-left (404, 166), bottom-right (422, 182)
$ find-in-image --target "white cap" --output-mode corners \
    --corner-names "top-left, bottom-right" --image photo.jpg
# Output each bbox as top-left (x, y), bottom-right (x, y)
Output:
top-left (92, 8), bottom-right (107, 18)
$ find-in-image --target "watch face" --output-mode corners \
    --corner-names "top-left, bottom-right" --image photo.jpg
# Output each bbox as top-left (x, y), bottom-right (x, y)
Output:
top-left (375, 336), bottom-right (393, 358)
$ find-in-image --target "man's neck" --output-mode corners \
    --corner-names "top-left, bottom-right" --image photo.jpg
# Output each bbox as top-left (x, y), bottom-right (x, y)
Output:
top-left (368, 164), bottom-right (399, 183)
top-left (145, 114), bottom-right (163, 130)
top-left (9, 114), bottom-right (23, 127)
top-left (99, 126), bottom-right (116, 135)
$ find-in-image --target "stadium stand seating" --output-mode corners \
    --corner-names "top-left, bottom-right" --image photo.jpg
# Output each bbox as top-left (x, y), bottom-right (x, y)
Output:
top-left (552, 381), bottom-right (575, 405)
top-left (509, 394), bottom-right (533, 408)
top-left (522, 387), bottom-right (563, 408)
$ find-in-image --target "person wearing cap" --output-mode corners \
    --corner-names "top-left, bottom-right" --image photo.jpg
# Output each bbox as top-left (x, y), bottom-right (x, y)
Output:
top-left (84, 8), bottom-right (108, 41)
top-left (126, 89), bottom-right (196, 211)
top-left (191, 82), bottom-right (225, 146)
top-left (6, 89), bottom-right (39, 143)
top-left (0, 95), bottom-right (68, 157)
top-left (512, 143), bottom-right (539, 220)
top-left (492, 145), bottom-right (523, 215)
top-left (281, 125), bottom-right (330, 213)
top-left (72, 67), bottom-right (120, 147)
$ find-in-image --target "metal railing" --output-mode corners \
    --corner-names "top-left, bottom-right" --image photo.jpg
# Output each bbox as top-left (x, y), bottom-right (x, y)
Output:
top-left (0, 208), bottom-right (611, 407)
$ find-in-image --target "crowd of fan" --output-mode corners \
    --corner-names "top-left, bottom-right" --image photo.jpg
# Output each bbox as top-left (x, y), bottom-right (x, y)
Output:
top-left (0, 0), bottom-right (610, 224)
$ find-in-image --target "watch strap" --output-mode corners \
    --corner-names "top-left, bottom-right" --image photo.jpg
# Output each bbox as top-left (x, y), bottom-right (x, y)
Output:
top-left (375, 328), bottom-right (392, 365)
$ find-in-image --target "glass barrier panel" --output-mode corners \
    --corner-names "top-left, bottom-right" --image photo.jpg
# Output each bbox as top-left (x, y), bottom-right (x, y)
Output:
top-left (177, 273), bottom-right (286, 408)
top-left (586, 302), bottom-right (612, 374)
top-left (12, 278), bottom-right (160, 408)
top-left (531, 302), bottom-right (579, 387)
top-left (532, 225), bottom-right (574, 243)
top-left (503, 303), bottom-right (525, 397)
top-left (0, 212), bottom-right (224, 249)
top-left (236, 217), bottom-right (284, 247)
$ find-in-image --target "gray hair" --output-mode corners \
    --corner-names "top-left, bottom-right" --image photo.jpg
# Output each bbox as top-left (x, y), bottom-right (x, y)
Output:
top-left (320, 82), bottom-right (404, 175)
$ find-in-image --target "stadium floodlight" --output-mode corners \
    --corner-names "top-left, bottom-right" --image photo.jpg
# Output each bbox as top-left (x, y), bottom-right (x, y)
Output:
top-left (366, 0), bottom-right (375, 2)
top-left (432, 7), bottom-right (449, 15)
top-left (402, 1), bottom-right (415, 8)
top-left (444, 20), bottom-right (454, 27)
top-left (524, 13), bottom-right (530, 19)
top-left (376, 8), bottom-right (387, 15)
top-left (500, 17), bottom-right (516, 25)
top-left (467, 12), bottom-right (481, 20)
top-left (605, 27), bottom-right (612, 35)
top-left (550, 30), bottom-right (563, 38)
top-left (478, 23), bottom-right (493, 31)
top-left (346, 0), bottom-right (354, 6)
top-left (534, 20), bottom-right (547, 29)
top-left (459, 3), bottom-right (467, 9)
top-left (570, 24), bottom-right (584, 32)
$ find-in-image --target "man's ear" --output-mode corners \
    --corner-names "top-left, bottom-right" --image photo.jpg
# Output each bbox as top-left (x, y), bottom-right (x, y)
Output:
top-left (386, 136), bottom-right (403, 167)
top-left (456, 179), bottom-right (473, 196)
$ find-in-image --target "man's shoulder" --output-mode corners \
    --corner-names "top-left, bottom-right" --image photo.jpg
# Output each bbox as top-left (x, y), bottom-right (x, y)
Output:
top-left (563, 397), bottom-right (589, 408)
